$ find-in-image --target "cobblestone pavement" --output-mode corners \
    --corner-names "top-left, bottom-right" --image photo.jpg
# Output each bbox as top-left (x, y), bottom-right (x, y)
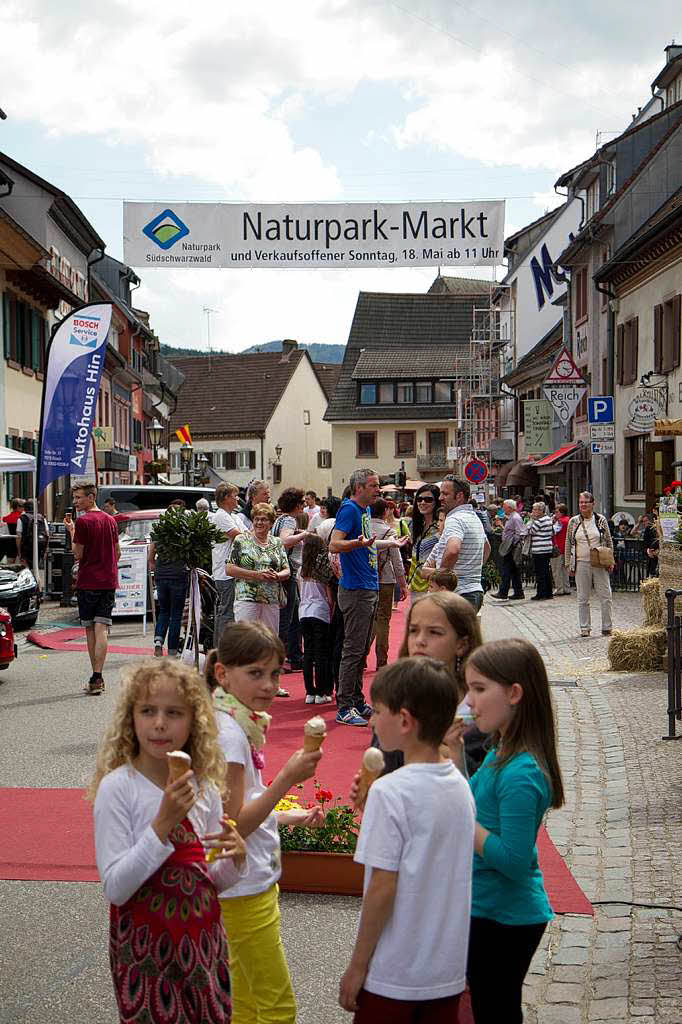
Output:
top-left (481, 590), bottom-right (682, 1024)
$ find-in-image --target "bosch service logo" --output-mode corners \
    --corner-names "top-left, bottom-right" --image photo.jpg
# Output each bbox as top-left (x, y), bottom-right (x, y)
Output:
top-left (142, 209), bottom-right (190, 250)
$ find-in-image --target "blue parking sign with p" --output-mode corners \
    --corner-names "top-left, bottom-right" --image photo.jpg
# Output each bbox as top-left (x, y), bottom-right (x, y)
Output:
top-left (588, 396), bottom-right (614, 424)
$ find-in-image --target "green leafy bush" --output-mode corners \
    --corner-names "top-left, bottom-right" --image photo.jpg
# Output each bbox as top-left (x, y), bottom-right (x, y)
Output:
top-left (150, 507), bottom-right (226, 570)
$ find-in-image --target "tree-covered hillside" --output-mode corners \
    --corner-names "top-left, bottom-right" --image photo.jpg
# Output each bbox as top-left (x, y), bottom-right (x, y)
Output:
top-left (160, 340), bottom-right (345, 363)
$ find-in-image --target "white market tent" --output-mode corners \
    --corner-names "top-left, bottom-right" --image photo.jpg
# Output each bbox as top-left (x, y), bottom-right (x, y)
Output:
top-left (0, 445), bottom-right (39, 574)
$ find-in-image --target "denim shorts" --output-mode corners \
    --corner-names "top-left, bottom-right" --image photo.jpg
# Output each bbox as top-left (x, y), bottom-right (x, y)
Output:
top-left (77, 588), bottom-right (116, 626)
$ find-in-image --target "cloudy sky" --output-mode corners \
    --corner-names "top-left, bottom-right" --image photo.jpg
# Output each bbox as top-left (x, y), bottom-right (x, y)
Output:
top-left (1, 1), bottom-right (680, 351)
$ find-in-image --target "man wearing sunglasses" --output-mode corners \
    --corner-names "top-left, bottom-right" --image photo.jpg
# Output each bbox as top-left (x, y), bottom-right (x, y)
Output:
top-left (421, 476), bottom-right (489, 612)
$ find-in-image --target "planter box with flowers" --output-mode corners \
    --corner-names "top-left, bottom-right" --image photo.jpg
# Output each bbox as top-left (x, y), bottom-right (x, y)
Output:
top-left (277, 786), bottom-right (364, 896)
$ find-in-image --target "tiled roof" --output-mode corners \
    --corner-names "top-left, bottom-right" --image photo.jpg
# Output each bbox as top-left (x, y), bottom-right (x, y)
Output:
top-left (428, 275), bottom-right (493, 295)
top-left (325, 290), bottom-right (478, 422)
top-left (169, 349), bottom-right (308, 437)
top-left (351, 345), bottom-right (463, 379)
top-left (312, 363), bottom-right (342, 401)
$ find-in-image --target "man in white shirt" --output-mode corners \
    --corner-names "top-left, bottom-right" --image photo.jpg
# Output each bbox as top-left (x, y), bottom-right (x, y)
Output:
top-left (237, 480), bottom-right (270, 531)
top-left (212, 482), bottom-right (243, 644)
top-left (304, 489), bottom-right (321, 525)
top-left (422, 476), bottom-right (489, 612)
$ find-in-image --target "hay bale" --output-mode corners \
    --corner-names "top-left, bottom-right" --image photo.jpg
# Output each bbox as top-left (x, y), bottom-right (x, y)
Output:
top-left (608, 626), bottom-right (667, 672)
top-left (657, 542), bottom-right (682, 616)
top-left (640, 577), bottom-right (663, 627)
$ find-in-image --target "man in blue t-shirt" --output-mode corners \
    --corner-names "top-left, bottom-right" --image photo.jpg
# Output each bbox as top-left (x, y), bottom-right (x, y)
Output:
top-left (330, 469), bottom-right (393, 726)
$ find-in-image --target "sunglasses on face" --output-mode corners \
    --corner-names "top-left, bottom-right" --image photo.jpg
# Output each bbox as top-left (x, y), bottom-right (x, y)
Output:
top-left (417, 496), bottom-right (435, 504)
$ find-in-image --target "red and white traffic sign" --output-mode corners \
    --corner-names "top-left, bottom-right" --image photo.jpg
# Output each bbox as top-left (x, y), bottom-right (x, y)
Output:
top-left (543, 346), bottom-right (587, 425)
top-left (464, 458), bottom-right (489, 484)
top-left (544, 347), bottom-right (585, 384)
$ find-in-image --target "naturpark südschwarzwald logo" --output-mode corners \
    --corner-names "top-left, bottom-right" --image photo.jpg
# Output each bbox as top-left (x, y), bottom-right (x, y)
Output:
top-left (142, 209), bottom-right (190, 250)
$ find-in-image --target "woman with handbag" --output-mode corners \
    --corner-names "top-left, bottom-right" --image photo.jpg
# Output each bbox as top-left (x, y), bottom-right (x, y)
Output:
top-left (564, 492), bottom-right (614, 637)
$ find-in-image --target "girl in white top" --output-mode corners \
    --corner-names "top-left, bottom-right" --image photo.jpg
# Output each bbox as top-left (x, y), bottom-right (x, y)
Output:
top-left (91, 658), bottom-right (246, 1024)
top-left (298, 533), bottom-right (335, 705)
top-left (205, 621), bottom-right (325, 1024)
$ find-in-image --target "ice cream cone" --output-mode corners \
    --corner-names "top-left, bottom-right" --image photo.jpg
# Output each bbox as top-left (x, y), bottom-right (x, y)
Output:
top-left (303, 715), bottom-right (326, 753)
top-left (353, 747), bottom-right (385, 809)
top-left (167, 750), bottom-right (192, 782)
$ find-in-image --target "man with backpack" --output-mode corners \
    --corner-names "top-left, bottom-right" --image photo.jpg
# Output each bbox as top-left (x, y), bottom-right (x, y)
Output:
top-left (16, 499), bottom-right (48, 574)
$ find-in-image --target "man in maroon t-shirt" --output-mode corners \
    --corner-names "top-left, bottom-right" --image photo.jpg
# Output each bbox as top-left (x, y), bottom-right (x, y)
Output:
top-left (64, 483), bottom-right (120, 695)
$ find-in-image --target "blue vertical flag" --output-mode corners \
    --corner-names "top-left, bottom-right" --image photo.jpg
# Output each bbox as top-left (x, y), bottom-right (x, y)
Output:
top-left (37, 303), bottom-right (113, 496)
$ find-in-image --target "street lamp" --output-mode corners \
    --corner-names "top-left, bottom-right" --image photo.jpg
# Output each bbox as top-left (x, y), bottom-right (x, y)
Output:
top-left (148, 419), bottom-right (163, 484)
top-left (180, 442), bottom-right (193, 487)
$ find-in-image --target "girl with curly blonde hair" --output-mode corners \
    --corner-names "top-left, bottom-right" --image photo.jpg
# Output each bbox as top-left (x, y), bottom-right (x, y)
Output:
top-left (91, 658), bottom-right (246, 1024)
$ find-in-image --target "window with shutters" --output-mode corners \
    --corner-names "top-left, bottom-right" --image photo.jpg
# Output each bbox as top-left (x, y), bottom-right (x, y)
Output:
top-left (2, 293), bottom-right (47, 373)
top-left (272, 464), bottom-right (282, 485)
top-left (236, 450), bottom-right (256, 470)
top-left (317, 450), bottom-right (332, 468)
top-left (656, 296), bottom-right (682, 374)
top-left (626, 435), bottom-right (645, 495)
top-left (617, 318), bottom-right (639, 386)
top-left (356, 431), bottom-right (377, 458)
top-left (394, 430), bottom-right (416, 457)
top-left (575, 268), bottom-right (588, 323)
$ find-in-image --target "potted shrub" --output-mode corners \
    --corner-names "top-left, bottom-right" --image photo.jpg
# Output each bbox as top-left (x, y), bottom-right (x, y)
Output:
top-left (278, 785), bottom-right (364, 896)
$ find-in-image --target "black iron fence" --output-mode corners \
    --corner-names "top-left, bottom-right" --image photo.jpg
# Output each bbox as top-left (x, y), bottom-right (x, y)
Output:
top-left (488, 533), bottom-right (651, 593)
top-left (664, 589), bottom-right (682, 741)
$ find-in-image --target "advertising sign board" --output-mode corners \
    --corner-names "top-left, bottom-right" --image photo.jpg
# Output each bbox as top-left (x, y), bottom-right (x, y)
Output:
top-left (113, 545), bottom-right (148, 629)
top-left (124, 201), bottom-right (505, 270)
top-left (524, 399), bottom-right (554, 454)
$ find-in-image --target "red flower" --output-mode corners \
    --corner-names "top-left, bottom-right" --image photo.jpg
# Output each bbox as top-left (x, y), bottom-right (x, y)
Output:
top-left (316, 788), bottom-right (334, 803)
top-left (671, 480), bottom-right (682, 489)
top-left (664, 487), bottom-right (672, 495)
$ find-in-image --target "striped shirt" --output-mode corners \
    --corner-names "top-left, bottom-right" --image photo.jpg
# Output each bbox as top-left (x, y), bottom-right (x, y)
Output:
top-left (528, 514), bottom-right (554, 555)
top-left (430, 504), bottom-right (486, 595)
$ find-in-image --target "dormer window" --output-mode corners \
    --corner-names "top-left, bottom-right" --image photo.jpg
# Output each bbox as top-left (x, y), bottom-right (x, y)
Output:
top-left (359, 383), bottom-right (376, 404)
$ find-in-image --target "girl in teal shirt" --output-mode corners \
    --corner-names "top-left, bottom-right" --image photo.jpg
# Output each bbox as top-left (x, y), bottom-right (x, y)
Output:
top-left (448, 637), bottom-right (564, 1024)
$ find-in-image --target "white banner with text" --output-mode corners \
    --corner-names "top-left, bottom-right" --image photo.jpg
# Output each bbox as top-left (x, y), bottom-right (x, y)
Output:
top-left (123, 201), bottom-right (505, 270)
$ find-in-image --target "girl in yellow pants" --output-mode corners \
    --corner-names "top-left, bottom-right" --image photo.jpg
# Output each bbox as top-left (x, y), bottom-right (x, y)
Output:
top-left (206, 622), bottom-right (325, 1023)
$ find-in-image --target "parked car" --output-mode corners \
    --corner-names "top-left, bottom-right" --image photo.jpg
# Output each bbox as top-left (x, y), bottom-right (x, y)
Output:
top-left (114, 509), bottom-right (165, 545)
top-left (0, 564), bottom-right (40, 628)
top-left (0, 608), bottom-right (17, 670)
top-left (99, 485), bottom-right (216, 512)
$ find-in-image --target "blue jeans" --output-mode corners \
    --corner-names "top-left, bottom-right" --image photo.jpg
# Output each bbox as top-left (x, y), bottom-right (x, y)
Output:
top-left (155, 576), bottom-right (187, 652)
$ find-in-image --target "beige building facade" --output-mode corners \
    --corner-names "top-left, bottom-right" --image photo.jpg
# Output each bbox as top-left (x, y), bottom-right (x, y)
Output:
top-left (330, 420), bottom-right (456, 493)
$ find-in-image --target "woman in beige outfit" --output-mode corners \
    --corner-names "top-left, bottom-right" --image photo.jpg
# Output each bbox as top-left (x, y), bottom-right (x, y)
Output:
top-left (564, 492), bottom-right (614, 637)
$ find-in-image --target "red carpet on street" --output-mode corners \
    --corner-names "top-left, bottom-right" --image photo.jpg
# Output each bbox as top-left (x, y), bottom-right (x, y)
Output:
top-left (27, 626), bottom-right (153, 656)
top-left (3, 603), bottom-right (592, 914)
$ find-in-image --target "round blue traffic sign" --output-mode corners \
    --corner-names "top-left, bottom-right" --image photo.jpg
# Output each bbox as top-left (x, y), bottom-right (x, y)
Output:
top-left (464, 458), bottom-right (489, 484)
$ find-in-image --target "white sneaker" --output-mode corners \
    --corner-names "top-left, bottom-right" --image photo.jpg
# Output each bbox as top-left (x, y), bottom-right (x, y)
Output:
top-left (315, 695), bottom-right (333, 704)
top-left (305, 694), bottom-right (316, 704)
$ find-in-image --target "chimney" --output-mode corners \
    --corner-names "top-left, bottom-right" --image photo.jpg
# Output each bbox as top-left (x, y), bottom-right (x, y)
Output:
top-left (280, 338), bottom-right (298, 362)
top-left (665, 43), bottom-right (682, 64)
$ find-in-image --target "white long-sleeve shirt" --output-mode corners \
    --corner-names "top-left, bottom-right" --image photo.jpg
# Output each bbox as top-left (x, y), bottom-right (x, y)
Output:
top-left (94, 763), bottom-right (245, 906)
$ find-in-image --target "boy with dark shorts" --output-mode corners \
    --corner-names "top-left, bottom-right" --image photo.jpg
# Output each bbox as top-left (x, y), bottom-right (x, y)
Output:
top-left (339, 657), bottom-right (475, 1023)
top-left (64, 484), bottom-right (120, 695)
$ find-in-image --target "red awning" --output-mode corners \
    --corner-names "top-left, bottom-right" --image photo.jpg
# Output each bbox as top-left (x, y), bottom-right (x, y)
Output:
top-left (533, 443), bottom-right (580, 467)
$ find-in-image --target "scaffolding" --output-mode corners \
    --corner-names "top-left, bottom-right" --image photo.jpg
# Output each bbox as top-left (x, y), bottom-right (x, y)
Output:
top-left (450, 282), bottom-right (514, 472)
